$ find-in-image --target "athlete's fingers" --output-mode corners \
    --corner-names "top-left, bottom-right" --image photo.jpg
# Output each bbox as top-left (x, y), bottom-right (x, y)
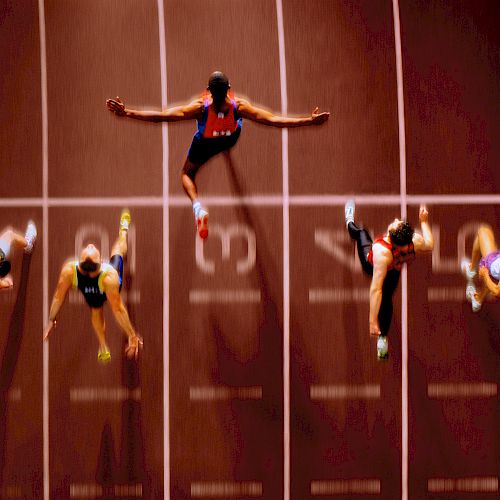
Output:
top-left (312, 106), bottom-right (319, 114)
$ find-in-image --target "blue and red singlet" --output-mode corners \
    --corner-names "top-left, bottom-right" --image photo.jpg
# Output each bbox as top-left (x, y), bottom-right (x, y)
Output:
top-left (187, 93), bottom-right (243, 165)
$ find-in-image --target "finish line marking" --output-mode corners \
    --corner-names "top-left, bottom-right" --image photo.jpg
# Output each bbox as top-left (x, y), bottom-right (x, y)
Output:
top-left (4, 194), bottom-right (500, 207)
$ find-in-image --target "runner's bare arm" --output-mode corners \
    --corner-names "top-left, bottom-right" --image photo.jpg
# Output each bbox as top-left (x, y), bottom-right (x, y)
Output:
top-left (103, 273), bottom-right (143, 359)
top-left (44, 262), bottom-right (73, 339)
top-left (106, 97), bottom-right (203, 123)
top-left (479, 267), bottom-right (500, 297)
top-left (413, 205), bottom-right (434, 253)
top-left (369, 247), bottom-right (391, 335)
top-left (237, 99), bottom-right (329, 127)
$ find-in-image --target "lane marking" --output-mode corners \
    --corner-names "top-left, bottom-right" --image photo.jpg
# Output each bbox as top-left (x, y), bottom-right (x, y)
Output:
top-left (189, 289), bottom-right (261, 304)
top-left (309, 287), bottom-right (369, 303)
top-left (392, 2), bottom-right (408, 499)
top-left (428, 477), bottom-right (498, 493)
top-left (69, 387), bottom-right (141, 402)
top-left (190, 482), bottom-right (262, 498)
top-left (311, 479), bottom-right (381, 495)
top-left (37, 0), bottom-right (50, 498)
top-left (428, 382), bottom-right (498, 398)
top-left (189, 386), bottom-right (263, 401)
top-left (69, 483), bottom-right (143, 498)
top-left (4, 193), bottom-right (500, 208)
top-left (275, 2), bottom-right (290, 500)
top-left (156, 0), bottom-right (170, 499)
top-left (310, 384), bottom-right (381, 400)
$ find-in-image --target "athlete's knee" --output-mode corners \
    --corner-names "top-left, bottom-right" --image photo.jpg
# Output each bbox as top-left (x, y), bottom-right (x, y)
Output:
top-left (478, 224), bottom-right (494, 236)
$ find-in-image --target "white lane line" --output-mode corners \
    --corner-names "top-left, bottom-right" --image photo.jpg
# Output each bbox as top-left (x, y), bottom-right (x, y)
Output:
top-left (428, 382), bottom-right (498, 398)
top-left (309, 287), bottom-right (369, 303)
top-left (310, 384), bottom-right (381, 400)
top-left (275, 2), bottom-right (290, 499)
top-left (38, 0), bottom-right (49, 498)
top-left (428, 477), bottom-right (498, 493)
top-left (392, 1), bottom-right (408, 499)
top-left (69, 483), bottom-right (143, 498)
top-left (4, 193), bottom-right (500, 208)
top-left (311, 479), bottom-right (381, 495)
top-left (190, 482), bottom-right (262, 498)
top-left (189, 386), bottom-right (263, 401)
top-left (156, 0), bottom-right (170, 499)
top-left (69, 387), bottom-right (142, 402)
top-left (427, 287), bottom-right (465, 301)
top-left (189, 289), bottom-right (261, 304)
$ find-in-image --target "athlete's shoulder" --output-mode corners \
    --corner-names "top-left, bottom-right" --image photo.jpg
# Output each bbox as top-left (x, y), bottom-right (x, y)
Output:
top-left (101, 265), bottom-right (119, 285)
top-left (61, 259), bottom-right (76, 275)
top-left (371, 241), bottom-right (393, 264)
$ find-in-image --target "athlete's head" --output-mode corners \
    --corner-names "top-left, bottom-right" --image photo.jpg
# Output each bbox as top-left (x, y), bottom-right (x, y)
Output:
top-left (208, 71), bottom-right (230, 104)
top-left (79, 244), bottom-right (101, 274)
top-left (388, 219), bottom-right (414, 247)
top-left (0, 259), bottom-right (11, 278)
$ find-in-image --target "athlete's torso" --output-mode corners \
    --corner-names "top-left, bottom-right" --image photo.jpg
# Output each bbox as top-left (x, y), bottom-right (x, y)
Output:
top-left (72, 261), bottom-right (115, 308)
top-left (368, 237), bottom-right (416, 271)
top-left (195, 96), bottom-right (242, 139)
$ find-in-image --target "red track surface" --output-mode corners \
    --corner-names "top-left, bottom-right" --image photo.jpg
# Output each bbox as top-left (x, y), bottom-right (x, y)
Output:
top-left (0, 1), bottom-right (498, 499)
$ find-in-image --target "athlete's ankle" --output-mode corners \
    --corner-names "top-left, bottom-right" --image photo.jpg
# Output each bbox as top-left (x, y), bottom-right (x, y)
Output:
top-left (192, 200), bottom-right (202, 219)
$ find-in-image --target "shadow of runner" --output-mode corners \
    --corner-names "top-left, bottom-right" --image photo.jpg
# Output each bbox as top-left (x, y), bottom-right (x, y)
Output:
top-left (0, 251), bottom-right (33, 491)
top-left (213, 152), bottom-right (282, 497)
top-left (95, 255), bottom-right (147, 499)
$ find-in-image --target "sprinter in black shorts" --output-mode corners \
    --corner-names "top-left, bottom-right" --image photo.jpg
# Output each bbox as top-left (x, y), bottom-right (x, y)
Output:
top-left (107, 71), bottom-right (329, 239)
top-left (43, 210), bottom-right (142, 362)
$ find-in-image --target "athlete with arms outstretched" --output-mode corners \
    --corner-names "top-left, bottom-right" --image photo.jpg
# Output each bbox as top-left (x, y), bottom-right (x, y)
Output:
top-left (107, 71), bottom-right (329, 239)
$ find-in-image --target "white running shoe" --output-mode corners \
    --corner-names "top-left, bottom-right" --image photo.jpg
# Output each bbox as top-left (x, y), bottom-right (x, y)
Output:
top-left (461, 258), bottom-right (476, 280)
top-left (466, 284), bottom-right (481, 312)
top-left (345, 199), bottom-right (355, 227)
top-left (197, 209), bottom-right (209, 239)
top-left (377, 335), bottom-right (389, 360)
top-left (24, 221), bottom-right (37, 253)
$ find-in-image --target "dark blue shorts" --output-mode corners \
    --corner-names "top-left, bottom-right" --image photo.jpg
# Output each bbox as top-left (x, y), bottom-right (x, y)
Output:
top-left (109, 254), bottom-right (123, 291)
top-left (187, 127), bottom-right (241, 166)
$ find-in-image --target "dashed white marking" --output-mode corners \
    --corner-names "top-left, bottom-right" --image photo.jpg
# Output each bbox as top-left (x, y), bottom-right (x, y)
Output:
top-left (189, 289), bottom-right (261, 304)
top-left (309, 287), bottom-right (369, 303)
top-left (310, 384), bottom-right (381, 400)
top-left (311, 479), bottom-right (381, 495)
top-left (428, 477), bottom-right (498, 493)
top-left (69, 483), bottom-right (143, 498)
top-left (189, 386), bottom-right (263, 401)
top-left (190, 482), bottom-right (262, 497)
top-left (69, 387), bottom-right (141, 402)
top-left (428, 382), bottom-right (498, 398)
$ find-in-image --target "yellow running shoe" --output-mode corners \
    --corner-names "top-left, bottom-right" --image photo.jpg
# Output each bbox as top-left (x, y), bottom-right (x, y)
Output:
top-left (120, 208), bottom-right (131, 232)
top-left (98, 347), bottom-right (111, 363)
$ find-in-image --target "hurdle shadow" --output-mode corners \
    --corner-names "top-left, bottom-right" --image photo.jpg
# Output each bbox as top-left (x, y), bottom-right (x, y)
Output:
top-left (0, 251), bottom-right (33, 489)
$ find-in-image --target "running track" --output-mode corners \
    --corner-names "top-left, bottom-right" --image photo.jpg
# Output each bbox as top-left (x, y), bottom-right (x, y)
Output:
top-left (0, 1), bottom-right (499, 499)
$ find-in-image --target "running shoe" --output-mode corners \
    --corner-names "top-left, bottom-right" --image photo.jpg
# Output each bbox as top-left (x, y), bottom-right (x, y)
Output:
top-left (24, 220), bottom-right (37, 253)
top-left (98, 347), bottom-right (111, 363)
top-left (197, 209), bottom-right (209, 239)
top-left (460, 258), bottom-right (476, 280)
top-left (466, 284), bottom-right (481, 312)
top-left (377, 335), bottom-right (389, 360)
top-left (345, 200), bottom-right (355, 227)
top-left (120, 208), bottom-right (131, 231)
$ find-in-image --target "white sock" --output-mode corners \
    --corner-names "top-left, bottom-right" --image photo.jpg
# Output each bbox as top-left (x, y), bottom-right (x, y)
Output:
top-left (192, 200), bottom-right (202, 219)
